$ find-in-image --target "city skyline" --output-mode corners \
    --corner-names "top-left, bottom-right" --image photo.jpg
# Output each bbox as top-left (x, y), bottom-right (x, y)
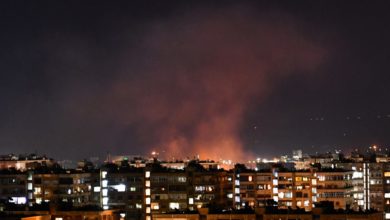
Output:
top-left (1, 1), bottom-right (390, 161)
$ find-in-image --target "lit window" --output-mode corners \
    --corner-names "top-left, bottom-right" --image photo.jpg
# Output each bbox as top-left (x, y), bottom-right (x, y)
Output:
top-left (145, 180), bottom-right (150, 187)
top-left (102, 180), bottom-right (108, 187)
top-left (248, 176), bottom-right (253, 182)
top-left (146, 207), bottom-right (151, 213)
top-left (10, 197), bottom-right (27, 204)
top-left (102, 189), bottom-right (108, 196)
top-left (151, 202), bottom-right (160, 210)
top-left (102, 197), bottom-right (108, 205)
top-left (227, 193), bottom-right (233, 199)
top-left (145, 197), bottom-right (151, 205)
top-left (101, 171), bottom-right (107, 179)
top-left (169, 202), bottom-right (179, 209)
top-left (189, 198), bottom-right (194, 205)
top-left (113, 184), bottom-right (126, 192)
top-left (94, 186), bottom-right (101, 192)
top-left (130, 187), bottom-right (136, 192)
top-left (34, 187), bottom-right (41, 195)
top-left (178, 177), bottom-right (186, 182)
top-left (145, 189), bottom-right (151, 196)
top-left (27, 183), bottom-right (33, 190)
top-left (145, 171), bottom-right (151, 178)
top-left (136, 203), bottom-right (142, 209)
top-left (35, 198), bottom-right (42, 204)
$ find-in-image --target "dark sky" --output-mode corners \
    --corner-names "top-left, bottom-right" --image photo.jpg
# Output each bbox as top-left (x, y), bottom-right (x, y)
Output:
top-left (1, 1), bottom-right (390, 161)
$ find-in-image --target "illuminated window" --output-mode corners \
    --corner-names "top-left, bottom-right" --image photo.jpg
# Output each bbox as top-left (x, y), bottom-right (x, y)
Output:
top-left (102, 189), bottom-right (108, 196)
top-left (235, 188), bottom-right (240, 194)
top-left (248, 176), bottom-right (253, 182)
top-left (227, 193), bottom-right (233, 199)
top-left (102, 180), bottom-right (108, 187)
top-left (295, 177), bottom-right (302, 182)
top-left (145, 189), bottom-right (151, 196)
top-left (312, 179), bottom-right (317, 185)
top-left (169, 202), bottom-right (179, 209)
top-left (101, 171), bottom-right (107, 179)
top-left (130, 187), bottom-right (136, 192)
top-left (178, 177), bottom-right (186, 182)
top-left (145, 197), bottom-right (151, 205)
top-left (146, 207), bottom-right (151, 213)
top-left (27, 183), bottom-right (33, 190)
top-left (145, 180), bottom-right (150, 187)
top-left (385, 172), bottom-right (390, 177)
top-left (151, 203), bottom-right (159, 210)
top-left (35, 198), bottom-right (42, 204)
top-left (386, 213), bottom-right (390, 219)
top-left (34, 187), bottom-right (41, 195)
top-left (189, 198), bottom-right (194, 205)
top-left (113, 184), bottom-right (126, 192)
top-left (94, 186), bottom-right (101, 192)
top-left (273, 188), bottom-right (278, 194)
top-left (10, 197), bottom-right (27, 204)
top-left (102, 197), bottom-right (108, 205)
top-left (145, 171), bottom-right (151, 178)
top-left (136, 203), bottom-right (142, 209)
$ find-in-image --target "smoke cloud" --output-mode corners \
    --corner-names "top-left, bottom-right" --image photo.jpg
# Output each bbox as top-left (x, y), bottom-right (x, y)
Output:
top-left (57, 7), bottom-right (327, 162)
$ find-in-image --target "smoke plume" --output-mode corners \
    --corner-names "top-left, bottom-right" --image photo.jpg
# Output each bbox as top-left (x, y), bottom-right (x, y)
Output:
top-left (60, 7), bottom-right (327, 162)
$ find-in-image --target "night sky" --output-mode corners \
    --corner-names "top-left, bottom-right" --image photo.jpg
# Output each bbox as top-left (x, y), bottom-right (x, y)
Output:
top-left (1, 1), bottom-right (390, 161)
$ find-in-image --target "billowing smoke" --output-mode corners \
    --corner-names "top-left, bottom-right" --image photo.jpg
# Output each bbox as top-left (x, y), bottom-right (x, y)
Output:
top-left (58, 7), bottom-right (327, 162)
